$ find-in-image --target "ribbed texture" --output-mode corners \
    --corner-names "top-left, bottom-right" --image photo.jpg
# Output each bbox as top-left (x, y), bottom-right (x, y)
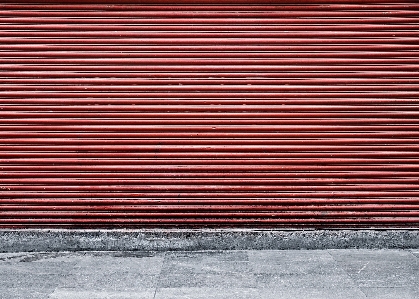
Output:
top-left (1, 1), bottom-right (419, 228)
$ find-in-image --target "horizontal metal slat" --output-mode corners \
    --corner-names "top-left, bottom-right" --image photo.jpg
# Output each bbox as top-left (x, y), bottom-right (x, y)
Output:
top-left (3, 191), bottom-right (419, 199)
top-left (4, 16), bottom-right (418, 24)
top-left (3, 9), bottom-right (419, 17)
top-left (2, 24), bottom-right (419, 31)
top-left (2, 198), bottom-right (419, 205)
top-left (3, 31), bottom-right (419, 39)
top-left (2, 205), bottom-right (419, 213)
top-left (2, 171), bottom-right (418, 179)
top-left (2, 4), bottom-right (419, 10)
top-left (2, 178), bottom-right (419, 185)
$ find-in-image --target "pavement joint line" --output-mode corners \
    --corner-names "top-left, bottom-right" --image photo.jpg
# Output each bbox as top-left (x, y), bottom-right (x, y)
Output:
top-left (326, 249), bottom-right (365, 296)
top-left (154, 251), bottom-right (166, 299)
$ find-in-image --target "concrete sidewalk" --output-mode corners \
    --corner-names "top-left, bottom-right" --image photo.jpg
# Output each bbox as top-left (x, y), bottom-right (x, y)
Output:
top-left (1, 249), bottom-right (418, 299)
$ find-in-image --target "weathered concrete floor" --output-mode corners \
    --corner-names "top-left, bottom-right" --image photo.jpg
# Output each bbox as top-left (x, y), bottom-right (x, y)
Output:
top-left (0, 249), bottom-right (418, 299)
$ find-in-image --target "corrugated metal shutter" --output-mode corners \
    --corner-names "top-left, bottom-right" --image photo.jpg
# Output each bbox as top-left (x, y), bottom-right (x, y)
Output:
top-left (1, 1), bottom-right (419, 228)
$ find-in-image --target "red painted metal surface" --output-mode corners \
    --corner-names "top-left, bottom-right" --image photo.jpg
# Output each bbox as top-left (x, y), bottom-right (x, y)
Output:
top-left (1, 1), bottom-right (419, 228)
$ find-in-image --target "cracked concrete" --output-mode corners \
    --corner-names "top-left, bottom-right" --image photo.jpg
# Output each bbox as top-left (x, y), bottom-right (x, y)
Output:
top-left (1, 229), bottom-right (419, 252)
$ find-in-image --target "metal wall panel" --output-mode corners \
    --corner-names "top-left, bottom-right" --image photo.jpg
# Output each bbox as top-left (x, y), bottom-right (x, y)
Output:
top-left (1, 1), bottom-right (419, 227)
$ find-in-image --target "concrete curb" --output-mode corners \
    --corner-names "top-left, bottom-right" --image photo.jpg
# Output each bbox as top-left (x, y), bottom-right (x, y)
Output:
top-left (1, 229), bottom-right (419, 252)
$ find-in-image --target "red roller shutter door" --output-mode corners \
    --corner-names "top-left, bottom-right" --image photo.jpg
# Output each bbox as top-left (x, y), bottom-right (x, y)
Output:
top-left (1, 1), bottom-right (419, 228)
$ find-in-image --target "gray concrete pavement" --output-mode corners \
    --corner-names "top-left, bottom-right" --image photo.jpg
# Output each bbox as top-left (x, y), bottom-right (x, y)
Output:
top-left (0, 249), bottom-right (418, 299)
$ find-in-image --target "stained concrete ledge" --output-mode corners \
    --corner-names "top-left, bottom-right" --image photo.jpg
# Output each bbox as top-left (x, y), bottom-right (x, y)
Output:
top-left (1, 229), bottom-right (419, 252)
